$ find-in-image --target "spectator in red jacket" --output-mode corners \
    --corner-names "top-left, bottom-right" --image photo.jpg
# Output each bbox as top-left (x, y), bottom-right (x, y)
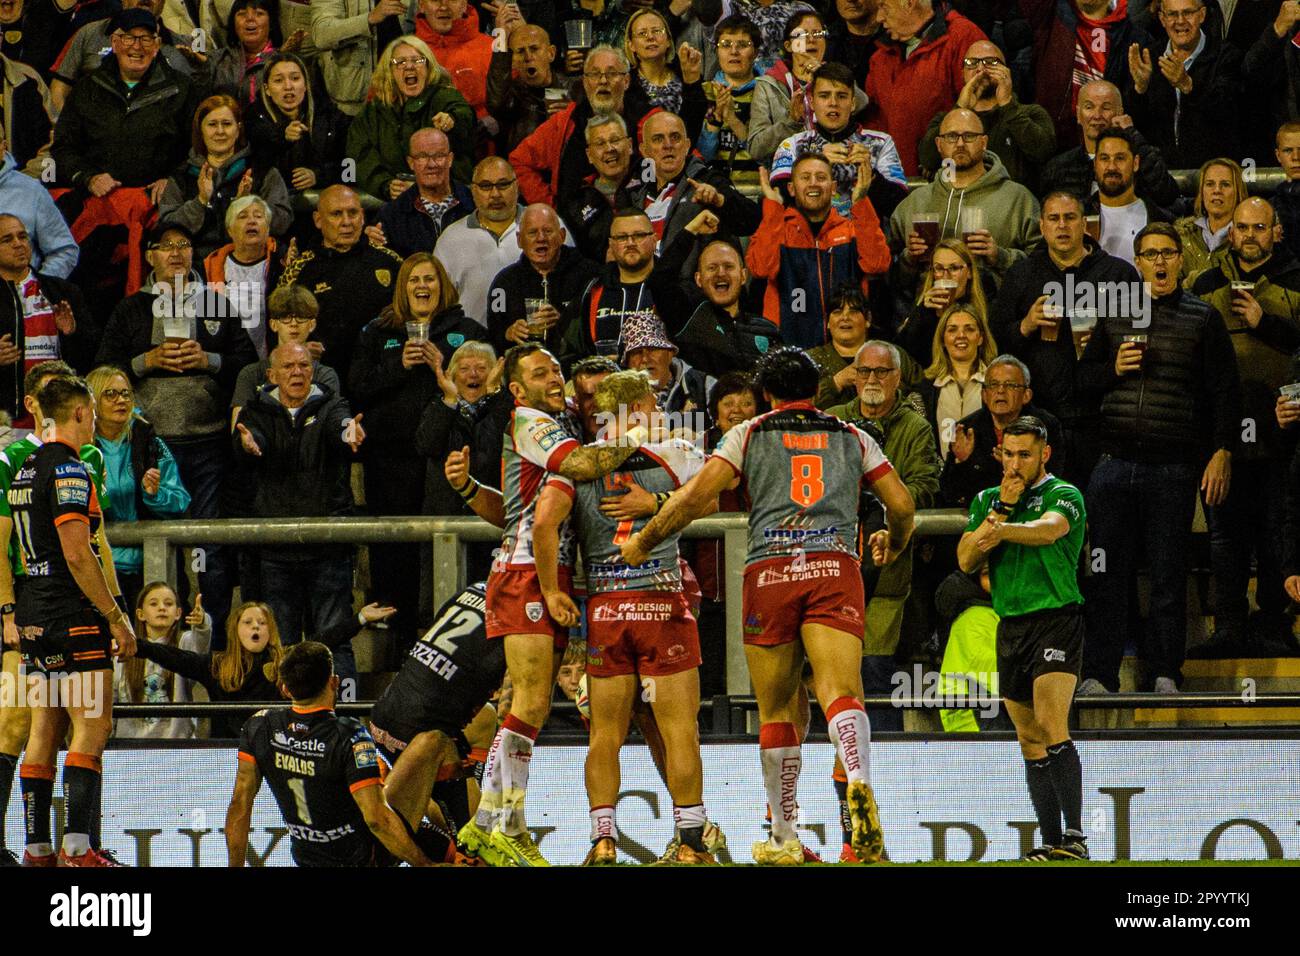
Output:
top-left (509, 44), bottom-right (653, 207)
top-left (1021, 0), bottom-right (1147, 149)
top-left (865, 0), bottom-right (987, 176)
top-left (414, 0), bottom-right (494, 120)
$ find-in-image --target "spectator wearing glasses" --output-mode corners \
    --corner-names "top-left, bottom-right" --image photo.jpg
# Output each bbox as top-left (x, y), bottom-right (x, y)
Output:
top-left (864, 0), bottom-right (988, 177)
top-left (624, 6), bottom-right (707, 126)
top-left (748, 10), bottom-right (849, 165)
top-left (938, 353), bottom-right (1064, 509)
top-left (826, 339), bottom-right (941, 729)
top-left (1190, 197), bottom-right (1300, 657)
top-left (310, 0), bottom-right (407, 117)
top-left (369, 128), bottom-right (475, 258)
top-left (487, 21), bottom-right (564, 155)
top-left (86, 365), bottom-right (191, 613)
top-left (1126, 0), bottom-right (1243, 171)
top-left (895, 237), bottom-right (993, 367)
top-left (245, 52), bottom-right (351, 205)
top-left (557, 113), bottom-right (637, 263)
top-left (509, 44), bottom-right (653, 207)
top-left (97, 222), bottom-right (259, 637)
top-left (231, 284), bottom-right (341, 425)
top-left (890, 109), bottom-right (1041, 284)
top-left (435, 156), bottom-right (574, 328)
top-left (806, 285), bottom-right (914, 409)
top-left (698, 15), bottom-right (765, 195)
top-left (347, 35), bottom-right (475, 200)
top-left (51, 8), bottom-right (205, 207)
top-left (1076, 222), bottom-right (1241, 694)
top-left (413, 0), bottom-right (494, 121)
top-left (917, 40), bottom-right (1056, 189)
top-left (1036, 79), bottom-right (1180, 210)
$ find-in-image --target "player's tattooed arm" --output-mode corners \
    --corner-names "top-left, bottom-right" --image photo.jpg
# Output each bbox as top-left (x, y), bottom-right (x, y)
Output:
top-left (225, 758), bottom-right (262, 867)
top-left (353, 785), bottom-right (436, 867)
top-left (621, 458), bottom-right (733, 564)
top-left (556, 436), bottom-right (644, 483)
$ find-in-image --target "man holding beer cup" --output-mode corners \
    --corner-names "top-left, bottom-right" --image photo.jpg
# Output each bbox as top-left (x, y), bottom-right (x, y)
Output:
top-left (1075, 222), bottom-right (1242, 695)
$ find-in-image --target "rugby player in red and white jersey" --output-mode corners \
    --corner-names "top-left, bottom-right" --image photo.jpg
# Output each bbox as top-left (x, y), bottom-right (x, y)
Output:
top-left (452, 343), bottom-right (648, 866)
top-left (622, 348), bottom-right (915, 865)
top-left (534, 370), bottom-right (715, 865)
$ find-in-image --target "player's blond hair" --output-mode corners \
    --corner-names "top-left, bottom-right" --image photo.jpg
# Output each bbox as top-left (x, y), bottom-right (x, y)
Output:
top-left (213, 602), bottom-right (285, 693)
top-left (593, 369), bottom-right (654, 415)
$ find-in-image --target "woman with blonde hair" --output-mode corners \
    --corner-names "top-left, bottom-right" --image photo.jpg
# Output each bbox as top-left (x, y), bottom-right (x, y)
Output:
top-left (920, 303), bottom-right (998, 459)
top-left (895, 238), bottom-right (991, 366)
top-left (131, 601), bottom-right (286, 739)
top-left (86, 365), bottom-right (191, 613)
top-left (1176, 158), bottom-right (1248, 285)
top-left (346, 34), bottom-right (475, 200)
top-left (349, 252), bottom-right (486, 647)
top-left (624, 7), bottom-right (687, 113)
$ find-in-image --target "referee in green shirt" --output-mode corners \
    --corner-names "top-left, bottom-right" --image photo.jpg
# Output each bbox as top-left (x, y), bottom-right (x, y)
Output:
top-left (957, 416), bottom-right (1089, 861)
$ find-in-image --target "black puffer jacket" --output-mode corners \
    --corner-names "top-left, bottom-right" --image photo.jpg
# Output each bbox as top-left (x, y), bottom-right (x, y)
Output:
top-left (991, 244), bottom-right (1139, 420)
top-left (1077, 289), bottom-right (1241, 464)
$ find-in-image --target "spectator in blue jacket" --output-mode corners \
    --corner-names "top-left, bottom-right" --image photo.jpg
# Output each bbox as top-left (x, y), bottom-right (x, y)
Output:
top-left (87, 364), bottom-right (192, 613)
top-left (0, 130), bottom-right (77, 279)
top-left (369, 128), bottom-right (474, 257)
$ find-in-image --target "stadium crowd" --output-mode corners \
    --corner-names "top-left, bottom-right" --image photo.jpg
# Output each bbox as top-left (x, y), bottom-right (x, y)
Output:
top-left (1, 0), bottom-right (1300, 754)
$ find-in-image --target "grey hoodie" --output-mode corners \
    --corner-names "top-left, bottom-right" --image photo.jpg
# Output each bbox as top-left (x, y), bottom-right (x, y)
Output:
top-left (888, 150), bottom-right (1042, 276)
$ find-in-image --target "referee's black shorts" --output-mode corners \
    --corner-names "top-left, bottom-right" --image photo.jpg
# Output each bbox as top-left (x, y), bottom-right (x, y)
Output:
top-left (996, 604), bottom-right (1084, 703)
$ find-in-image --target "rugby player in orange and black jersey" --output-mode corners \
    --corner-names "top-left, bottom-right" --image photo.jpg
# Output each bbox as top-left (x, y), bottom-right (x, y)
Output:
top-left (231, 642), bottom-right (434, 867)
top-left (369, 582), bottom-right (503, 837)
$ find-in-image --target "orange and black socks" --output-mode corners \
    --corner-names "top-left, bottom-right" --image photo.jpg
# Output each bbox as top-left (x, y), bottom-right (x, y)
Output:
top-left (19, 763), bottom-right (55, 848)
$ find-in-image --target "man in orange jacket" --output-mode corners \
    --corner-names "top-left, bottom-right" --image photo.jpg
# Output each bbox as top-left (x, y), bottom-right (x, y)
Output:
top-left (746, 154), bottom-right (891, 350)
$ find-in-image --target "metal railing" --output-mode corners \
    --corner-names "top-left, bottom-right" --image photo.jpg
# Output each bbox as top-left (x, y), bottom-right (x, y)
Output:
top-left (110, 510), bottom-right (970, 696)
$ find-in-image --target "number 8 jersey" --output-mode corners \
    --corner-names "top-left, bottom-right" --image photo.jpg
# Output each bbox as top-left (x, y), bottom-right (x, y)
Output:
top-left (711, 401), bottom-right (893, 565)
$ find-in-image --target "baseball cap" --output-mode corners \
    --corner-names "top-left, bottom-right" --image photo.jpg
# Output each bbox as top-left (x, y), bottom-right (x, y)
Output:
top-left (109, 8), bottom-right (160, 34)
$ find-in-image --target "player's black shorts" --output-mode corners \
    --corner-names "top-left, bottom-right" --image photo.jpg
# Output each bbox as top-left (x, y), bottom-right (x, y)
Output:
top-left (367, 715), bottom-right (470, 769)
top-left (996, 604), bottom-right (1084, 703)
top-left (19, 606), bottom-right (111, 674)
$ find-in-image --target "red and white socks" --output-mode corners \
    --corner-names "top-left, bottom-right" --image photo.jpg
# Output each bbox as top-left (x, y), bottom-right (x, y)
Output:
top-left (498, 714), bottom-right (538, 837)
top-left (826, 697), bottom-right (871, 785)
top-left (758, 722), bottom-right (801, 845)
top-left (589, 805), bottom-right (616, 843)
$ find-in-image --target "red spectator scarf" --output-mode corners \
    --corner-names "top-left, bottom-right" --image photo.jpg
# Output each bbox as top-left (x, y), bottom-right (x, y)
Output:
top-left (1072, 0), bottom-right (1128, 101)
top-left (242, 41), bottom-right (276, 104)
